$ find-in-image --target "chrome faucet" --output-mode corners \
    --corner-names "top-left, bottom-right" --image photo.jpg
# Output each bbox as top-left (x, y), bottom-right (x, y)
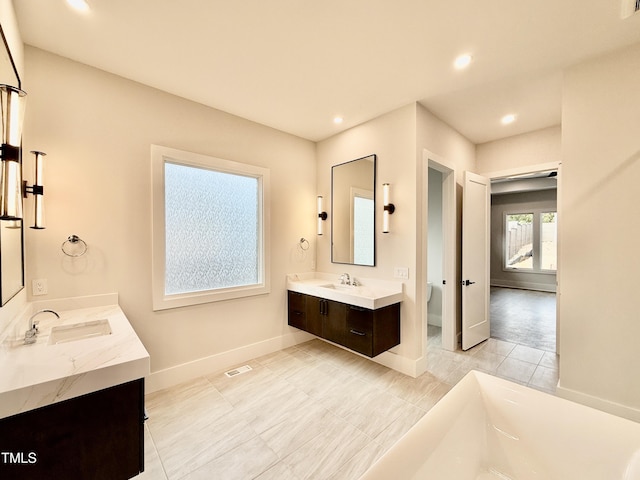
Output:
top-left (339, 273), bottom-right (351, 285)
top-left (24, 309), bottom-right (59, 345)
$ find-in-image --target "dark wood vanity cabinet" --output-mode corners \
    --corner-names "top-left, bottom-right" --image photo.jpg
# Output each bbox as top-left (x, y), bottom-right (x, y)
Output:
top-left (288, 291), bottom-right (400, 357)
top-left (0, 378), bottom-right (145, 480)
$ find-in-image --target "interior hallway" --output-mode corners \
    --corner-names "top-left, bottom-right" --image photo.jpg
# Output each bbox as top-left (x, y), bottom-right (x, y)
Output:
top-left (137, 336), bottom-right (558, 479)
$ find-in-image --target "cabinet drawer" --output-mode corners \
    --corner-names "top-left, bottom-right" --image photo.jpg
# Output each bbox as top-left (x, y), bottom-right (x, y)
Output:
top-left (345, 306), bottom-right (373, 356)
top-left (288, 291), bottom-right (306, 330)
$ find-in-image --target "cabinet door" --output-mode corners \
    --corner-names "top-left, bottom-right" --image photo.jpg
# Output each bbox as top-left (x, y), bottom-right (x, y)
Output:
top-left (372, 303), bottom-right (401, 356)
top-left (0, 379), bottom-right (144, 480)
top-left (305, 295), bottom-right (324, 337)
top-left (323, 299), bottom-right (346, 345)
top-left (288, 291), bottom-right (307, 330)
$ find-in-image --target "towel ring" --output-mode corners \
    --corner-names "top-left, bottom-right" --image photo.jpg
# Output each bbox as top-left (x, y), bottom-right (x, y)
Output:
top-left (299, 237), bottom-right (310, 251)
top-left (61, 235), bottom-right (88, 257)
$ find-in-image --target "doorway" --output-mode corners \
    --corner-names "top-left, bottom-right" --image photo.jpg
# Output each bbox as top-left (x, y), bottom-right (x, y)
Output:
top-left (421, 150), bottom-right (456, 353)
top-left (488, 165), bottom-right (560, 354)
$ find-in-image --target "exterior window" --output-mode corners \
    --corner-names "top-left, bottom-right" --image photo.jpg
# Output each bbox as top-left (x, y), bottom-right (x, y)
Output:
top-left (540, 212), bottom-right (557, 271)
top-left (504, 211), bottom-right (557, 273)
top-left (152, 145), bottom-right (270, 310)
top-left (505, 213), bottom-right (533, 269)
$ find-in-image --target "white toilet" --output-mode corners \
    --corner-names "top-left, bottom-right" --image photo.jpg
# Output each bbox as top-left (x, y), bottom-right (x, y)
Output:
top-left (427, 282), bottom-right (433, 303)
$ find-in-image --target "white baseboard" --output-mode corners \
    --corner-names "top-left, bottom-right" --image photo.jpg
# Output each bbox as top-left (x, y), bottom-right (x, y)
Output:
top-left (146, 331), bottom-right (428, 393)
top-left (491, 279), bottom-right (556, 293)
top-left (375, 350), bottom-right (428, 378)
top-left (146, 330), bottom-right (314, 393)
top-left (427, 313), bottom-right (442, 327)
top-left (556, 382), bottom-right (640, 423)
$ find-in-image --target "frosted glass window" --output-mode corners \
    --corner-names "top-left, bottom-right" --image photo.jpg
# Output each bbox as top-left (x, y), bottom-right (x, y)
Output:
top-left (164, 162), bottom-right (259, 295)
top-left (151, 145), bottom-right (270, 310)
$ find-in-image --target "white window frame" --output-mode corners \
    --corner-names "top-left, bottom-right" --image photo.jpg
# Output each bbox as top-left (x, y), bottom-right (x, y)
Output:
top-left (151, 145), bottom-right (270, 311)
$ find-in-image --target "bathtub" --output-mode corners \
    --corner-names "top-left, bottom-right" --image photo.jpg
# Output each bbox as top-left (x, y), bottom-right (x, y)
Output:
top-left (360, 371), bottom-right (640, 480)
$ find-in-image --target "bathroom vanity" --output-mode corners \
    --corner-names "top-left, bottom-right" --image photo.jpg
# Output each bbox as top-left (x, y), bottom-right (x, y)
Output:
top-left (0, 294), bottom-right (150, 480)
top-left (287, 273), bottom-right (403, 357)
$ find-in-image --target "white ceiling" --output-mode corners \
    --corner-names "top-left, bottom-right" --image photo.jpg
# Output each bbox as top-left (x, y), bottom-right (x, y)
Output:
top-left (12, 0), bottom-right (640, 144)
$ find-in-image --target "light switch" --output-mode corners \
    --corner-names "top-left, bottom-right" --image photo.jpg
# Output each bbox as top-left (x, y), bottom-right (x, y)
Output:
top-left (394, 267), bottom-right (409, 279)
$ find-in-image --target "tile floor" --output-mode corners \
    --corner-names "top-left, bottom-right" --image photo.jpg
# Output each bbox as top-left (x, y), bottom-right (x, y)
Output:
top-left (136, 335), bottom-right (558, 480)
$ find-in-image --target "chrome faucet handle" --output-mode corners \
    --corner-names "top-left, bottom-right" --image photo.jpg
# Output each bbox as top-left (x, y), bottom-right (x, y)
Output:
top-left (24, 325), bottom-right (38, 344)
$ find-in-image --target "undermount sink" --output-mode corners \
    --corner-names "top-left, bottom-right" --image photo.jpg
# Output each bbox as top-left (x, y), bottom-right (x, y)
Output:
top-left (49, 319), bottom-right (112, 345)
top-left (319, 283), bottom-right (355, 291)
top-left (287, 274), bottom-right (403, 309)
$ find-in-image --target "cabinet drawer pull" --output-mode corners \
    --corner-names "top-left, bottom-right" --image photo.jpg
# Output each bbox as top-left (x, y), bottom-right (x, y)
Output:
top-left (349, 329), bottom-right (366, 336)
top-left (349, 305), bottom-right (367, 311)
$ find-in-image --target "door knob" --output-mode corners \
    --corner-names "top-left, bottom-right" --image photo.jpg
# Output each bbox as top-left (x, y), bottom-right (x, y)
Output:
top-left (462, 279), bottom-right (476, 286)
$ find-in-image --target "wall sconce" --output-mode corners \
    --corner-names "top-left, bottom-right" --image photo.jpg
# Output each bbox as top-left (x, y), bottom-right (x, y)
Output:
top-left (23, 150), bottom-right (47, 229)
top-left (317, 195), bottom-right (328, 235)
top-left (382, 183), bottom-right (395, 234)
top-left (0, 84), bottom-right (27, 221)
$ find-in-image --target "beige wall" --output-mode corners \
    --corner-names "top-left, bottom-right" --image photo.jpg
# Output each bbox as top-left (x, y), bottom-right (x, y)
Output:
top-left (21, 47), bottom-right (317, 390)
top-left (476, 125), bottom-right (561, 175)
top-left (558, 42), bottom-right (640, 420)
top-left (316, 103), bottom-right (475, 373)
top-left (417, 104), bottom-right (476, 346)
top-left (316, 104), bottom-right (419, 368)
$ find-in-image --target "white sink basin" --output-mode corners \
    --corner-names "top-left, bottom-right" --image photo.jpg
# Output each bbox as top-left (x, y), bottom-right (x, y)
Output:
top-left (49, 319), bottom-right (112, 345)
top-left (319, 283), bottom-right (357, 291)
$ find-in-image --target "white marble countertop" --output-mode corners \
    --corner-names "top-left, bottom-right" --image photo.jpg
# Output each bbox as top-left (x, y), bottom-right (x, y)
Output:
top-left (286, 272), bottom-right (403, 309)
top-left (0, 293), bottom-right (150, 419)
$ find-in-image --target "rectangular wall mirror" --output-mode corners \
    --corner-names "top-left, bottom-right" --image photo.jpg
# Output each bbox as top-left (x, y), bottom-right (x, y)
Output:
top-left (331, 154), bottom-right (376, 266)
top-left (0, 24), bottom-right (24, 306)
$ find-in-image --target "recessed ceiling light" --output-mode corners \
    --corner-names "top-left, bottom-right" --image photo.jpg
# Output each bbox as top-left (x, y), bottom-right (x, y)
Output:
top-left (454, 54), bottom-right (472, 70)
top-left (501, 113), bottom-right (517, 125)
top-left (66, 0), bottom-right (90, 13)
top-left (333, 116), bottom-right (344, 125)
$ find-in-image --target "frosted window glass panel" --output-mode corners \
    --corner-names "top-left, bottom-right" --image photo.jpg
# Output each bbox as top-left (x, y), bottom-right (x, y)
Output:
top-left (353, 196), bottom-right (374, 265)
top-left (164, 162), bottom-right (259, 295)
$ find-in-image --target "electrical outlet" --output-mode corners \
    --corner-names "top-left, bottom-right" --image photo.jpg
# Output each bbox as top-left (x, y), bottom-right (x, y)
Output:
top-left (32, 279), bottom-right (48, 296)
top-left (394, 267), bottom-right (409, 279)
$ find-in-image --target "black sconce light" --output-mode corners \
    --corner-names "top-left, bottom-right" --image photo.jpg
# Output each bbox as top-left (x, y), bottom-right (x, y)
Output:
top-left (382, 183), bottom-right (395, 233)
top-left (317, 195), bottom-right (328, 235)
top-left (23, 150), bottom-right (47, 229)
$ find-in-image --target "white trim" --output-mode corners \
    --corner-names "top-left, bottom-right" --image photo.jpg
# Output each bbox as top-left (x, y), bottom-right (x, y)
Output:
top-left (556, 382), bottom-right (640, 423)
top-left (420, 149), bottom-right (457, 354)
top-left (151, 145), bottom-right (271, 311)
top-left (490, 279), bottom-right (556, 293)
top-left (481, 161), bottom-right (561, 181)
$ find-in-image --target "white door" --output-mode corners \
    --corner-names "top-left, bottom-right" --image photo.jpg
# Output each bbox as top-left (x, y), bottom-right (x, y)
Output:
top-left (462, 171), bottom-right (490, 350)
